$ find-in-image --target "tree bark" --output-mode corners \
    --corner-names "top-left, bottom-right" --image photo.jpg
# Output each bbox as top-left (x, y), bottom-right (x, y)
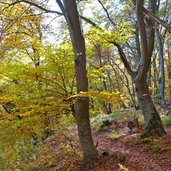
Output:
top-left (156, 28), bottom-right (165, 106)
top-left (155, 0), bottom-right (166, 106)
top-left (153, 56), bottom-right (159, 94)
top-left (135, 0), bottom-right (166, 136)
top-left (135, 79), bottom-right (166, 136)
top-left (135, 25), bottom-right (141, 63)
top-left (57, 0), bottom-right (97, 162)
top-left (167, 48), bottom-right (171, 105)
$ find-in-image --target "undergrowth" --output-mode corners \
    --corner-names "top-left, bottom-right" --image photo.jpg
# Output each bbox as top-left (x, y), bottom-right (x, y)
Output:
top-left (91, 108), bottom-right (142, 132)
top-left (161, 114), bottom-right (171, 125)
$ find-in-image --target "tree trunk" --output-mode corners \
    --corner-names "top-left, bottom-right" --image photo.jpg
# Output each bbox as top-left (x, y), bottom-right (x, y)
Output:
top-left (147, 66), bottom-right (152, 95)
top-left (135, 79), bottom-right (166, 136)
top-left (58, 0), bottom-right (98, 162)
top-left (135, 24), bottom-right (141, 63)
top-left (96, 45), bottom-right (112, 114)
top-left (167, 48), bottom-right (171, 105)
top-left (135, 0), bottom-right (166, 136)
top-left (75, 98), bottom-right (98, 162)
top-left (153, 56), bottom-right (159, 94)
top-left (156, 28), bottom-right (165, 106)
top-left (111, 0), bottom-right (166, 136)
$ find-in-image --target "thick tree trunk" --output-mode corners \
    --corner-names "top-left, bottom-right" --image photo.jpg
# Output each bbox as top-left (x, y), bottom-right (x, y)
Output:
top-left (58, 0), bottom-right (98, 162)
top-left (135, 80), bottom-right (166, 136)
top-left (135, 0), bottom-right (166, 136)
top-left (75, 98), bottom-right (98, 162)
top-left (111, 0), bottom-right (166, 137)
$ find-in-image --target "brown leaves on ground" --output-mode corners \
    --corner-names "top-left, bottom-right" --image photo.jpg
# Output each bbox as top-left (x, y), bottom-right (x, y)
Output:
top-left (29, 125), bottom-right (171, 171)
top-left (88, 125), bottom-right (171, 171)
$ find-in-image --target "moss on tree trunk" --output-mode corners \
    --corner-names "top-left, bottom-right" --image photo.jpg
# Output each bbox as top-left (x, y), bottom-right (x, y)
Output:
top-left (135, 80), bottom-right (166, 137)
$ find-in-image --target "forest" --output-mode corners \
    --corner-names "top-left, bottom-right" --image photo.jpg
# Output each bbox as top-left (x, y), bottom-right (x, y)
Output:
top-left (0, 0), bottom-right (171, 170)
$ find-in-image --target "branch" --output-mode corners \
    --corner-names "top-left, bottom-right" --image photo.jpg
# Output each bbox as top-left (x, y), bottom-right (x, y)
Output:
top-left (110, 59), bottom-right (136, 106)
top-left (1, 5), bottom-right (31, 36)
top-left (111, 42), bottom-right (135, 79)
top-left (80, 15), bottom-right (97, 27)
top-left (97, 0), bottom-right (116, 26)
top-left (143, 7), bottom-right (171, 33)
top-left (2, 1), bottom-right (99, 28)
top-left (2, 105), bottom-right (11, 114)
top-left (1, 0), bottom-right (106, 29)
top-left (77, 7), bottom-right (134, 79)
top-left (77, 6), bottom-right (134, 79)
top-left (2, 0), bottom-right (134, 81)
top-left (132, 0), bottom-right (171, 33)
top-left (56, 0), bottom-right (66, 18)
top-left (1, 1), bottom-right (63, 15)
top-left (56, 0), bottom-right (64, 13)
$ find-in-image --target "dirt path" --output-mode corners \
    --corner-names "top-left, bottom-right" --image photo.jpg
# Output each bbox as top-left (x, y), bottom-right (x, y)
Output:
top-left (90, 126), bottom-right (171, 171)
top-left (28, 123), bottom-right (171, 171)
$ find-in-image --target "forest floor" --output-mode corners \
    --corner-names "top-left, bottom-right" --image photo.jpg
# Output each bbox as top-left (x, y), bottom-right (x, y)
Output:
top-left (29, 110), bottom-right (171, 171)
top-left (89, 125), bottom-right (171, 171)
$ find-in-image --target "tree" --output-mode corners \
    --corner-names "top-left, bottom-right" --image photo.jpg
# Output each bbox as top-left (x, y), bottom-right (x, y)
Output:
top-left (0, 0), bottom-right (98, 163)
top-left (1, 2), bottom-right (169, 167)
top-left (115, 0), bottom-right (166, 136)
top-left (135, 0), bottom-right (166, 136)
top-left (91, 0), bottom-right (167, 136)
top-left (156, 0), bottom-right (166, 106)
top-left (56, 0), bottom-right (98, 162)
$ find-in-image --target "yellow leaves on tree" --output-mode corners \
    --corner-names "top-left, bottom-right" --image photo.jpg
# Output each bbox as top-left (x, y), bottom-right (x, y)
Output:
top-left (68, 90), bottom-right (129, 104)
top-left (86, 21), bottom-right (135, 46)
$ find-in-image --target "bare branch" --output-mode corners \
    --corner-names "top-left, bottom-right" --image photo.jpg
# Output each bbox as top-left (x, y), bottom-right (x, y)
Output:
top-left (56, 0), bottom-right (65, 15)
top-left (97, 0), bottom-right (116, 26)
top-left (1, 1), bottom-right (63, 15)
top-left (111, 42), bottom-right (135, 79)
top-left (80, 15), bottom-right (97, 27)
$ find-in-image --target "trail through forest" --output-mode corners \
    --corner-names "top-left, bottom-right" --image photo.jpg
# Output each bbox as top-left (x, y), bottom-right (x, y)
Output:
top-left (30, 122), bottom-right (171, 171)
top-left (65, 124), bottom-right (171, 171)
top-left (90, 125), bottom-right (171, 171)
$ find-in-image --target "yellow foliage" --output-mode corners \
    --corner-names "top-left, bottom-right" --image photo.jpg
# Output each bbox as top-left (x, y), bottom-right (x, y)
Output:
top-left (68, 90), bottom-right (128, 103)
top-left (86, 21), bottom-right (135, 46)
